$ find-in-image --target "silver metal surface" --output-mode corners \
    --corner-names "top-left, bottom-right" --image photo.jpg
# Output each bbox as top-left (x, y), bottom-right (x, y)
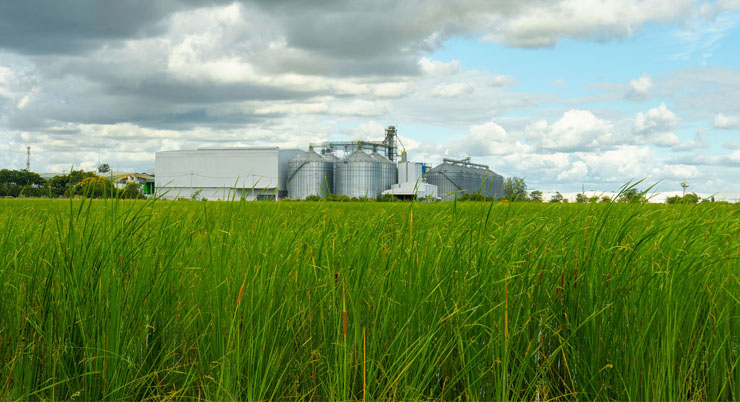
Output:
top-left (334, 150), bottom-right (382, 198)
top-left (427, 160), bottom-right (505, 200)
top-left (286, 149), bottom-right (334, 199)
top-left (427, 162), bottom-right (467, 200)
top-left (371, 152), bottom-right (398, 192)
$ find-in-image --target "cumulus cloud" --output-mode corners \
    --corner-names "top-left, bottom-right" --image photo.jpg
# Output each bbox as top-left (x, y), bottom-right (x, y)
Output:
top-left (557, 160), bottom-right (588, 181)
top-left (489, 75), bottom-right (517, 87)
top-left (526, 109), bottom-right (615, 152)
top-left (429, 82), bottom-right (474, 97)
top-left (672, 150), bottom-right (740, 167)
top-left (672, 128), bottom-right (708, 152)
top-left (483, 0), bottom-right (695, 47)
top-left (633, 103), bottom-right (680, 146)
top-left (714, 113), bottom-right (740, 129)
top-left (626, 73), bottom-right (652, 100)
top-left (418, 58), bottom-right (461, 76)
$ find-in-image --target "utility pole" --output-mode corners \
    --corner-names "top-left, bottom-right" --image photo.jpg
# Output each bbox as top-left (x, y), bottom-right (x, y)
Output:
top-left (26, 146), bottom-right (30, 171)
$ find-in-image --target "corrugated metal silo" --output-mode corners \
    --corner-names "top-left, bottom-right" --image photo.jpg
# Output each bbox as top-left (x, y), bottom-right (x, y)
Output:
top-left (335, 150), bottom-right (382, 198)
top-left (322, 152), bottom-right (339, 193)
top-left (466, 166), bottom-right (482, 194)
top-left (427, 163), bottom-right (467, 200)
top-left (371, 151), bottom-right (398, 192)
top-left (286, 149), bottom-right (334, 199)
top-left (322, 152), bottom-right (340, 163)
top-left (487, 169), bottom-right (504, 199)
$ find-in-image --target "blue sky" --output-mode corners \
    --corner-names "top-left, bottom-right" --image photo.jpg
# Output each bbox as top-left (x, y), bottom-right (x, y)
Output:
top-left (0, 0), bottom-right (739, 194)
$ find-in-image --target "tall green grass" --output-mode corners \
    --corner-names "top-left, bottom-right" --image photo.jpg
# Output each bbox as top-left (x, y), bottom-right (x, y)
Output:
top-left (0, 197), bottom-right (739, 400)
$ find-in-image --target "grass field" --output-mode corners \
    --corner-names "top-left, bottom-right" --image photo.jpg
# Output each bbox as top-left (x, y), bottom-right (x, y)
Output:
top-left (1, 196), bottom-right (739, 400)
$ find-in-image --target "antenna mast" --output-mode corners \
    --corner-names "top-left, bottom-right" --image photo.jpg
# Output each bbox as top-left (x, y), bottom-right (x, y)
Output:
top-left (26, 146), bottom-right (30, 171)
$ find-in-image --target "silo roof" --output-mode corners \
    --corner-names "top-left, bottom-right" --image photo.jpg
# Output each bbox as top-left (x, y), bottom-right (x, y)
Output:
top-left (291, 149), bottom-right (328, 163)
top-left (343, 150), bottom-right (378, 163)
top-left (429, 162), bottom-right (466, 174)
top-left (322, 153), bottom-right (340, 162)
top-left (370, 152), bottom-right (394, 164)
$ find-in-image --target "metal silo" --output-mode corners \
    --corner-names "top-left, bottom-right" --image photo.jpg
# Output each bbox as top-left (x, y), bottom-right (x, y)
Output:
top-left (483, 169), bottom-right (504, 199)
top-left (466, 166), bottom-right (482, 194)
top-left (335, 150), bottom-right (382, 198)
top-left (322, 152), bottom-right (340, 163)
top-left (322, 152), bottom-right (340, 193)
top-left (427, 162), bottom-right (467, 201)
top-left (371, 151), bottom-right (397, 192)
top-left (286, 149), bottom-right (334, 199)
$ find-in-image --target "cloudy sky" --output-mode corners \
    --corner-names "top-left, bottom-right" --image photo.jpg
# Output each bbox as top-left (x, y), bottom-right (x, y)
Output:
top-left (1, 0), bottom-right (739, 193)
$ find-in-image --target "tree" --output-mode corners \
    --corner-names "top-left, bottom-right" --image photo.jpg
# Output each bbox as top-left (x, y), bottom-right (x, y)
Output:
top-left (666, 193), bottom-right (700, 204)
top-left (575, 193), bottom-right (588, 203)
top-left (618, 188), bottom-right (646, 203)
top-left (503, 177), bottom-right (528, 201)
top-left (665, 195), bottom-right (682, 204)
top-left (550, 192), bottom-right (564, 203)
top-left (683, 192), bottom-right (700, 204)
top-left (0, 169), bottom-right (47, 197)
top-left (78, 176), bottom-right (117, 198)
top-left (48, 170), bottom-right (97, 197)
top-left (529, 190), bottom-right (543, 202)
top-left (121, 181), bottom-right (143, 199)
top-left (97, 163), bottom-right (111, 174)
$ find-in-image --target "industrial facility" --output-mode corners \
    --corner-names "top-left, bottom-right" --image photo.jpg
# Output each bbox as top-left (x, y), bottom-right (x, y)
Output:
top-left (155, 126), bottom-right (505, 201)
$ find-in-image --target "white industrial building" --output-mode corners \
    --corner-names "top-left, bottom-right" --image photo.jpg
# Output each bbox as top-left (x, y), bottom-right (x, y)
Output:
top-left (155, 147), bottom-right (302, 200)
top-left (381, 160), bottom-right (438, 200)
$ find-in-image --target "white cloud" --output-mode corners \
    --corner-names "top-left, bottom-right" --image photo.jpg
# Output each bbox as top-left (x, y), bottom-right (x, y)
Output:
top-left (489, 75), bottom-right (517, 87)
top-left (633, 103), bottom-right (680, 146)
top-left (454, 121), bottom-right (530, 156)
top-left (626, 73), bottom-right (652, 100)
top-left (429, 82), bottom-right (474, 97)
top-left (418, 57), bottom-right (461, 76)
top-left (557, 160), bottom-right (588, 181)
top-left (714, 113), bottom-right (740, 129)
top-left (724, 141), bottom-right (740, 150)
top-left (672, 128), bottom-right (708, 151)
top-left (526, 109), bottom-right (615, 152)
top-left (484, 0), bottom-right (695, 47)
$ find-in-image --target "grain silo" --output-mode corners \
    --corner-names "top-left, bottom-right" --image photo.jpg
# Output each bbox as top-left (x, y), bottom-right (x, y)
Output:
top-left (371, 151), bottom-right (398, 192)
top-left (482, 168), bottom-right (504, 199)
top-left (334, 150), bottom-right (382, 198)
top-left (286, 149), bottom-right (334, 199)
top-left (426, 162), bottom-right (467, 201)
top-left (427, 158), bottom-right (504, 200)
top-left (322, 152), bottom-right (340, 163)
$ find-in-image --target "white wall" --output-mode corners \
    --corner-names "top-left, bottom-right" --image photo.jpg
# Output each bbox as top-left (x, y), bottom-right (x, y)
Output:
top-left (398, 161), bottom-right (423, 184)
top-left (155, 147), bottom-right (302, 200)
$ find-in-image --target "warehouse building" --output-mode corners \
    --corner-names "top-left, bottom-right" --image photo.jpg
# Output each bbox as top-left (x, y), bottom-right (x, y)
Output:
top-left (155, 147), bottom-right (302, 200)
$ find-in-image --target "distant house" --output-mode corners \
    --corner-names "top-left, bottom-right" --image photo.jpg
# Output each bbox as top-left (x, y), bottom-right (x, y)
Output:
top-left (110, 173), bottom-right (155, 196)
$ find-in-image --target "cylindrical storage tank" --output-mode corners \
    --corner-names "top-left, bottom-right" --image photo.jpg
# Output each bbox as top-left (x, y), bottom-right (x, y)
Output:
top-left (286, 149), bottom-right (334, 199)
top-left (322, 152), bottom-right (340, 193)
top-left (465, 167), bottom-right (480, 194)
top-left (334, 150), bottom-right (382, 199)
top-left (323, 152), bottom-right (340, 163)
top-left (371, 152), bottom-right (397, 192)
top-left (484, 170), bottom-right (504, 199)
top-left (427, 163), bottom-right (466, 201)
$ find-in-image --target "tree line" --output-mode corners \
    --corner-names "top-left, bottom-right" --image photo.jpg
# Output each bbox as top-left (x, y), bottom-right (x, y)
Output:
top-left (0, 169), bottom-right (144, 199)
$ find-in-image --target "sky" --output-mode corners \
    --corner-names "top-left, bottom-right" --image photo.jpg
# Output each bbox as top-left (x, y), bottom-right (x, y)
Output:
top-left (1, 0), bottom-right (739, 194)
